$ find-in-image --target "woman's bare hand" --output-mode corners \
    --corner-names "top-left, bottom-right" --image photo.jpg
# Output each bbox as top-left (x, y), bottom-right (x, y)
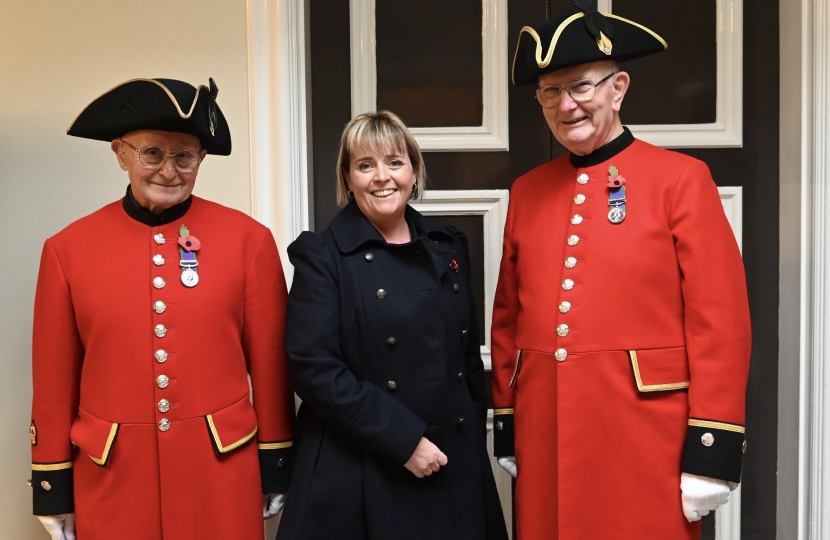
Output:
top-left (404, 437), bottom-right (448, 478)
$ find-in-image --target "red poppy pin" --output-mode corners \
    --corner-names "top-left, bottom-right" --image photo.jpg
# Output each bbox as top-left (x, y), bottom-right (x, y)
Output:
top-left (450, 259), bottom-right (459, 272)
top-left (607, 165), bottom-right (626, 188)
top-left (177, 225), bottom-right (201, 252)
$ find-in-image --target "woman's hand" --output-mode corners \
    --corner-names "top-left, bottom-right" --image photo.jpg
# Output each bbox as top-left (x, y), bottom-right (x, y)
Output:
top-left (405, 437), bottom-right (448, 478)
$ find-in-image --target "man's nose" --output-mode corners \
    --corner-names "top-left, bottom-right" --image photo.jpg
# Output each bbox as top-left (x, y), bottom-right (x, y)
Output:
top-left (158, 157), bottom-right (178, 180)
top-left (558, 90), bottom-right (579, 111)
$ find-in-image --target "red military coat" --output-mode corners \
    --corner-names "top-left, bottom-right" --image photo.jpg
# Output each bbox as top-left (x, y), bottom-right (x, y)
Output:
top-left (491, 130), bottom-right (751, 540)
top-left (30, 191), bottom-right (295, 540)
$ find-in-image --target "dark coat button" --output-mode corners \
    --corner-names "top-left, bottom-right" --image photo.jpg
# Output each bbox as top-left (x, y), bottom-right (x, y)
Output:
top-left (452, 284), bottom-right (460, 293)
top-left (386, 337), bottom-right (397, 346)
top-left (365, 253), bottom-right (374, 262)
top-left (376, 289), bottom-right (387, 299)
top-left (461, 329), bottom-right (468, 337)
top-left (277, 458), bottom-right (287, 468)
top-left (387, 381), bottom-right (397, 390)
top-left (457, 417), bottom-right (465, 425)
top-left (457, 372), bottom-right (463, 380)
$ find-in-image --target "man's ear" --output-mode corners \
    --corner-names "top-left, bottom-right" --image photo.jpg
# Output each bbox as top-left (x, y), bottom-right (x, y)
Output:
top-left (111, 139), bottom-right (130, 171)
top-left (611, 71), bottom-right (631, 113)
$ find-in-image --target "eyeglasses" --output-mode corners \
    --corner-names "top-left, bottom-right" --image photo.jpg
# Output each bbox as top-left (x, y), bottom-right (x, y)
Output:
top-left (535, 72), bottom-right (618, 109)
top-left (119, 138), bottom-right (203, 172)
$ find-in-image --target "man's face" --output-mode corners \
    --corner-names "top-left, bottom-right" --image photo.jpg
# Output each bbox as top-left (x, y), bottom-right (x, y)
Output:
top-left (538, 61), bottom-right (629, 155)
top-left (111, 130), bottom-right (205, 215)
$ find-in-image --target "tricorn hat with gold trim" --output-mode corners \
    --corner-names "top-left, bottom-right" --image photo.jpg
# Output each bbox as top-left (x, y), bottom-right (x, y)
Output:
top-left (512, 0), bottom-right (667, 86)
top-left (67, 77), bottom-right (232, 155)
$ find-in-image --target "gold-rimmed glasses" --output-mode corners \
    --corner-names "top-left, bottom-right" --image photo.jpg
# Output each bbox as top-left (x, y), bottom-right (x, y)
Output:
top-left (535, 72), bottom-right (618, 109)
top-left (119, 138), bottom-right (203, 172)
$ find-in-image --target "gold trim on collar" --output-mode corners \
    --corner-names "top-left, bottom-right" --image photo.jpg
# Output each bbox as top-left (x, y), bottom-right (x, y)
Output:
top-left (258, 441), bottom-right (293, 450)
top-left (206, 414), bottom-right (259, 454)
top-left (66, 78), bottom-right (210, 133)
top-left (493, 408), bottom-right (515, 415)
top-left (86, 423), bottom-right (119, 466)
top-left (32, 461), bottom-right (73, 472)
top-left (628, 351), bottom-right (690, 392)
top-left (688, 419), bottom-right (745, 434)
top-left (604, 14), bottom-right (668, 49)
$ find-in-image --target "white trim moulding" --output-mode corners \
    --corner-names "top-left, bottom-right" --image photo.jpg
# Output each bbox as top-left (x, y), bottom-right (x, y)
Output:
top-left (410, 190), bottom-right (510, 369)
top-left (350, 0), bottom-right (509, 151)
top-left (626, 0), bottom-right (743, 148)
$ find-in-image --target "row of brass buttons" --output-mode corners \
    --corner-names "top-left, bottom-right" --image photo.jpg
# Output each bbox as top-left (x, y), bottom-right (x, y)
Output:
top-left (153, 234), bottom-right (171, 432)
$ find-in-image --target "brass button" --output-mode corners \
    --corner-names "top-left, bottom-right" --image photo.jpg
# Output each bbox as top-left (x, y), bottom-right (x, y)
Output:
top-left (701, 433), bottom-right (715, 446)
top-left (557, 324), bottom-right (569, 337)
top-left (564, 257), bottom-right (577, 269)
top-left (153, 301), bottom-right (167, 314)
top-left (567, 235), bottom-right (580, 246)
top-left (155, 350), bottom-right (168, 363)
top-left (496, 421), bottom-right (504, 431)
top-left (577, 174), bottom-right (589, 185)
top-left (277, 458), bottom-right (287, 468)
top-left (571, 214), bottom-right (583, 226)
top-left (386, 337), bottom-right (397, 346)
top-left (574, 194), bottom-right (586, 205)
top-left (153, 254), bottom-right (165, 266)
top-left (365, 253), bottom-right (375, 262)
top-left (555, 349), bottom-right (568, 361)
top-left (27, 479), bottom-right (32, 487)
top-left (559, 301), bottom-right (571, 313)
top-left (40, 481), bottom-right (52, 491)
top-left (387, 381), bottom-right (397, 391)
top-left (742, 440), bottom-right (747, 453)
top-left (153, 277), bottom-right (166, 289)
top-left (154, 233), bottom-right (166, 245)
top-left (156, 375), bottom-right (170, 389)
top-left (562, 279), bottom-right (574, 291)
top-left (453, 283), bottom-right (461, 293)
top-left (158, 399), bottom-right (170, 413)
top-left (154, 324), bottom-right (167, 338)
top-left (376, 289), bottom-right (387, 300)
top-left (158, 419), bottom-right (171, 432)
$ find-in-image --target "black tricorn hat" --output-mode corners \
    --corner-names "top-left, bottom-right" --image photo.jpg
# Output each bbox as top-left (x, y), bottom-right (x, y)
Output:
top-left (67, 78), bottom-right (232, 155)
top-left (512, 0), bottom-right (667, 86)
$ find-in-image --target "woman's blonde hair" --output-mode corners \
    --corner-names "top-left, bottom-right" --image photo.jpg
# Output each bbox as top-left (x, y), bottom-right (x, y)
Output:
top-left (335, 110), bottom-right (426, 207)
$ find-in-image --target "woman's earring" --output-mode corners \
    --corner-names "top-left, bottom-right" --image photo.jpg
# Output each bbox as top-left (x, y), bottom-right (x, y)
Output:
top-left (348, 188), bottom-right (354, 199)
top-left (410, 180), bottom-right (418, 200)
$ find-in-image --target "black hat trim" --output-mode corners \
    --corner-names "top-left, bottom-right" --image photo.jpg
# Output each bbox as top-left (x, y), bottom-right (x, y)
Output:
top-left (66, 78), bottom-right (210, 133)
top-left (511, 13), bottom-right (667, 85)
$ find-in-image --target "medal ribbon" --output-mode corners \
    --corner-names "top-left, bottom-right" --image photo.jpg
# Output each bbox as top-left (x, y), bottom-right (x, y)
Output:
top-left (608, 185), bottom-right (626, 213)
top-left (179, 248), bottom-right (198, 271)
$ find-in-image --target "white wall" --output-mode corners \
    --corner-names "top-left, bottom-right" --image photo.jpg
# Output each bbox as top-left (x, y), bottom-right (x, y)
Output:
top-left (0, 0), bottom-right (253, 537)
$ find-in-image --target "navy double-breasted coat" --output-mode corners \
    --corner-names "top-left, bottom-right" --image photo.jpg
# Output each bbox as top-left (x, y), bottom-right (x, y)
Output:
top-left (276, 202), bottom-right (507, 540)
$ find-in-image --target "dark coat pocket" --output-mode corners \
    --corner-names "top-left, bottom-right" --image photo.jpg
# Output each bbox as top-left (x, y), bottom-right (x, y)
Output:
top-left (628, 347), bottom-right (690, 392)
top-left (70, 408), bottom-right (119, 466)
top-left (205, 394), bottom-right (259, 454)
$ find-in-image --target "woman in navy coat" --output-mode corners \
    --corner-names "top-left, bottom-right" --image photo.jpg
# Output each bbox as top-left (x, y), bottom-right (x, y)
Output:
top-left (276, 111), bottom-right (507, 540)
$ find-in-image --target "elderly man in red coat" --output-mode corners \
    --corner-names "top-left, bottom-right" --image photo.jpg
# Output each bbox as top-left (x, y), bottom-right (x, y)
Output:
top-left (491, 2), bottom-right (751, 539)
top-left (30, 77), bottom-right (295, 540)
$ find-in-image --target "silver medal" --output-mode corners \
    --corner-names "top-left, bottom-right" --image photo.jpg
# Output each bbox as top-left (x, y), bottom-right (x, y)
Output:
top-left (608, 206), bottom-right (626, 224)
top-left (181, 268), bottom-right (199, 287)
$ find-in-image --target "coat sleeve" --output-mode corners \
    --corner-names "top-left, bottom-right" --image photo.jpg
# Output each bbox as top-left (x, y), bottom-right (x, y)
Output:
top-left (243, 229), bottom-right (295, 493)
top-left (30, 240), bottom-right (83, 515)
top-left (285, 232), bottom-right (427, 466)
top-left (669, 160), bottom-right (752, 483)
top-left (490, 193), bottom-right (519, 457)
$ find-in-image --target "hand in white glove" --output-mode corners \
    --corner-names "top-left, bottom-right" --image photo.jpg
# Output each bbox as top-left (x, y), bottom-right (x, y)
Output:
top-left (680, 473), bottom-right (731, 522)
top-left (38, 513), bottom-right (75, 540)
top-left (497, 456), bottom-right (517, 478)
top-left (263, 493), bottom-right (287, 519)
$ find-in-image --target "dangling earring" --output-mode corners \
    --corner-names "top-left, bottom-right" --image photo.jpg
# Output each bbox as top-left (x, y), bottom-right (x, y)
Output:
top-left (410, 179), bottom-right (418, 200)
top-left (348, 188), bottom-right (354, 199)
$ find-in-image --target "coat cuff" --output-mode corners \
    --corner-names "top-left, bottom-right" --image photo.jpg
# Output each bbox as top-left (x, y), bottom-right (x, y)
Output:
top-left (31, 463), bottom-right (74, 515)
top-left (258, 441), bottom-right (294, 493)
top-left (680, 419), bottom-right (746, 483)
top-left (493, 409), bottom-right (515, 457)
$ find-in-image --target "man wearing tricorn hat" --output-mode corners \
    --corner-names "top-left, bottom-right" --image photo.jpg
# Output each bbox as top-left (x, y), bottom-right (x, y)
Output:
top-left (29, 77), bottom-right (295, 540)
top-left (491, 1), bottom-right (751, 538)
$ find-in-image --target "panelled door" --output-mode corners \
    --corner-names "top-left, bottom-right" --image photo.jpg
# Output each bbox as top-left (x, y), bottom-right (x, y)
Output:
top-left (306, 1), bottom-right (778, 538)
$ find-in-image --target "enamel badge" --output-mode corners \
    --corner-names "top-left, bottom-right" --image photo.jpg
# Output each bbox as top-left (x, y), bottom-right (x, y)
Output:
top-left (606, 165), bottom-right (627, 224)
top-left (178, 225), bottom-right (201, 287)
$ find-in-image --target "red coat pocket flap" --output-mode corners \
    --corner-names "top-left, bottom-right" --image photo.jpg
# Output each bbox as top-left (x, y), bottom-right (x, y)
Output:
top-left (628, 348), bottom-right (690, 393)
top-left (69, 409), bottom-right (119, 466)
top-left (205, 395), bottom-right (258, 454)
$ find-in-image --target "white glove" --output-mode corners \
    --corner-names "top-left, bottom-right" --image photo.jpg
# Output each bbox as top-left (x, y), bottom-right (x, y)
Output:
top-left (263, 493), bottom-right (287, 519)
top-left (37, 513), bottom-right (75, 540)
top-left (680, 473), bottom-right (730, 522)
top-left (497, 456), bottom-right (517, 478)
